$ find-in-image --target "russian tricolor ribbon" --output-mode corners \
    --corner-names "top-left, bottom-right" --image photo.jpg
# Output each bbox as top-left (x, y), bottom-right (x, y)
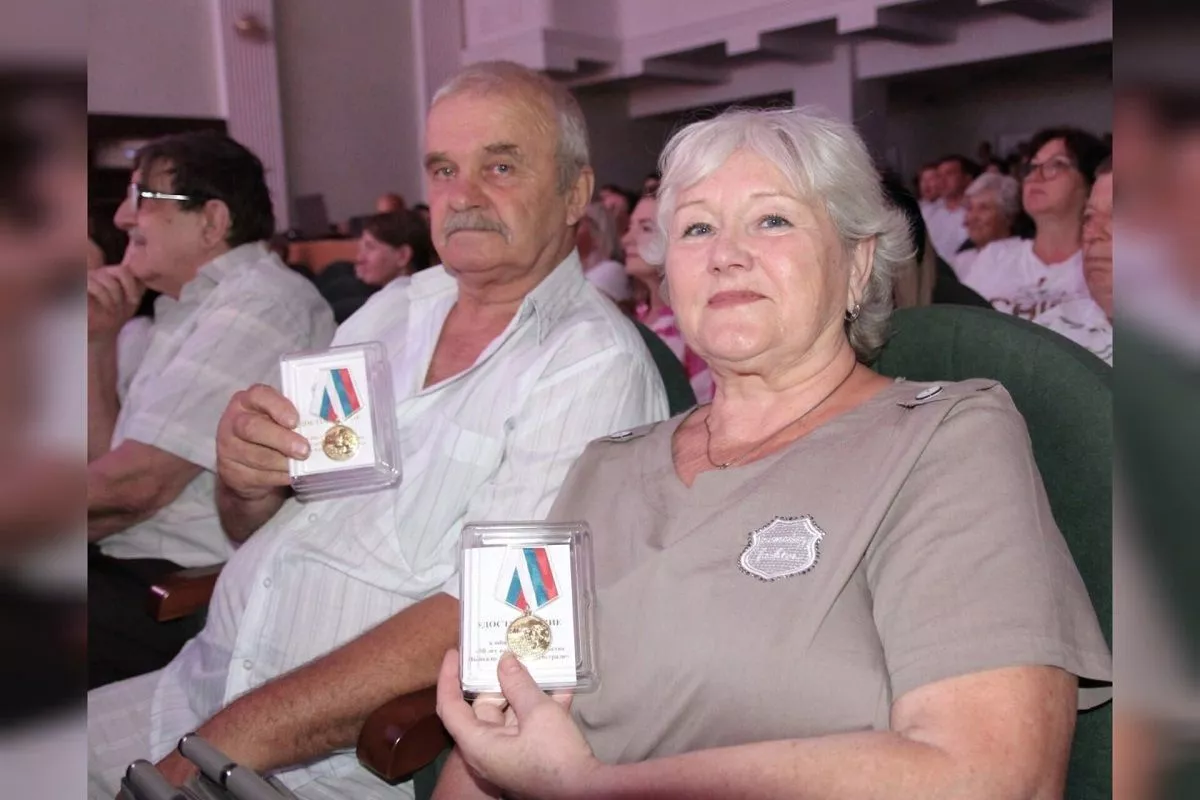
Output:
top-left (495, 547), bottom-right (559, 614)
top-left (310, 367), bottom-right (362, 423)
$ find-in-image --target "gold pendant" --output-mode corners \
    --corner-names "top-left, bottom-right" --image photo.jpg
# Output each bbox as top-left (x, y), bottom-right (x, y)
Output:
top-left (322, 424), bottom-right (360, 461)
top-left (505, 613), bottom-right (552, 660)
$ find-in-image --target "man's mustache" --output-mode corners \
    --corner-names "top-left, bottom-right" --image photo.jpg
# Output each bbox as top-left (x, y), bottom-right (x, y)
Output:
top-left (443, 212), bottom-right (508, 238)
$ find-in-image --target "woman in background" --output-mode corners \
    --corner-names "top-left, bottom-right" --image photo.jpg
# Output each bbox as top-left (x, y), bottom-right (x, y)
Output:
top-left (961, 127), bottom-right (1108, 320)
top-left (621, 191), bottom-right (712, 404)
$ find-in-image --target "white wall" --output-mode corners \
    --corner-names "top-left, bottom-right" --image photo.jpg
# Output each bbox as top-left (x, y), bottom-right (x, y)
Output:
top-left (88, 0), bottom-right (224, 118)
top-left (274, 0), bottom-right (424, 223)
top-left (410, 0), bottom-right (466, 200)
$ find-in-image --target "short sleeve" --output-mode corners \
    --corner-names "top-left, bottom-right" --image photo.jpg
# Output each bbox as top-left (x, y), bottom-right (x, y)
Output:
top-left (865, 387), bottom-right (1112, 709)
top-left (119, 294), bottom-right (334, 471)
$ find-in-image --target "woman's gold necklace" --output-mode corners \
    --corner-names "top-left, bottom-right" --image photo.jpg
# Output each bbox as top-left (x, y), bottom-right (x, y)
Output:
top-left (703, 363), bottom-right (858, 470)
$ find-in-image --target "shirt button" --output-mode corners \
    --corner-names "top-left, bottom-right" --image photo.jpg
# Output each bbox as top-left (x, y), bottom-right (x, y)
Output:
top-left (308, 514), bottom-right (318, 523)
top-left (243, 659), bottom-right (253, 670)
top-left (262, 577), bottom-right (272, 588)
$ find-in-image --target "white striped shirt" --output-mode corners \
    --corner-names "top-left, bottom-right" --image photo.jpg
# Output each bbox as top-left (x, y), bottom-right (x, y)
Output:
top-left (100, 243), bottom-right (336, 567)
top-left (146, 252), bottom-right (668, 795)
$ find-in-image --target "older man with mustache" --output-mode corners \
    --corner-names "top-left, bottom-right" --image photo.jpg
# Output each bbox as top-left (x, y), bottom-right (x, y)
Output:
top-left (86, 60), bottom-right (668, 799)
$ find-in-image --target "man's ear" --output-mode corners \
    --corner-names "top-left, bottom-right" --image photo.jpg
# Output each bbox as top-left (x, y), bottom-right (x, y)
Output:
top-left (848, 236), bottom-right (876, 310)
top-left (200, 199), bottom-right (233, 248)
top-left (396, 244), bottom-right (414, 272)
top-left (565, 166), bottom-right (595, 227)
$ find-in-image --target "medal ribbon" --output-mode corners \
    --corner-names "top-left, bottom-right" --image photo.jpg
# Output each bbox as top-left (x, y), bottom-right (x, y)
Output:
top-left (311, 367), bottom-right (361, 422)
top-left (496, 547), bottom-right (559, 614)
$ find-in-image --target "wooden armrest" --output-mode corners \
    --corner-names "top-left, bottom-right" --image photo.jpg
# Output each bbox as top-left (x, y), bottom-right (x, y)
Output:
top-left (148, 564), bottom-right (224, 622)
top-left (357, 686), bottom-right (449, 783)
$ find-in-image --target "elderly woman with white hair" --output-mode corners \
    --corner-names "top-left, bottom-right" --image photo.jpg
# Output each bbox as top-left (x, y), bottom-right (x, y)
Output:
top-left (433, 108), bottom-right (1111, 800)
top-left (951, 171), bottom-right (1020, 280)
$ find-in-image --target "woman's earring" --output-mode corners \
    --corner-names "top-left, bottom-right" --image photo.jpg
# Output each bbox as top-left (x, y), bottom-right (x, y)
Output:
top-left (845, 302), bottom-right (861, 322)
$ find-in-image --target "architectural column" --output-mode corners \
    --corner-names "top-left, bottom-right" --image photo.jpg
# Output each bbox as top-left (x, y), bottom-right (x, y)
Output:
top-left (412, 0), bottom-right (467, 183)
top-left (211, 0), bottom-right (290, 228)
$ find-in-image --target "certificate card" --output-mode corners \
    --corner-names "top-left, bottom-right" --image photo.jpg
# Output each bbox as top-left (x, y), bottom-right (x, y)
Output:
top-left (279, 341), bottom-right (400, 500)
top-left (460, 522), bottom-right (598, 695)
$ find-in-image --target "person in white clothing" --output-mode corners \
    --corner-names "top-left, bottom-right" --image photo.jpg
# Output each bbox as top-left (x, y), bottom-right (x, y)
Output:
top-left (952, 173), bottom-right (1021, 280)
top-left (1034, 157), bottom-right (1113, 364)
top-left (86, 60), bottom-right (669, 799)
top-left (87, 132), bottom-right (337, 689)
top-left (578, 200), bottom-right (631, 302)
top-left (925, 155), bottom-right (979, 262)
top-left (916, 162), bottom-right (941, 218)
top-left (962, 127), bottom-right (1110, 320)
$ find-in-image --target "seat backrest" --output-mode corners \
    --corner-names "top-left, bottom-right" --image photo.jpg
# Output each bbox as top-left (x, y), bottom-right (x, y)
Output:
top-left (634, 320), bottom-right (697, 415)
top-left (873, 305), bottom-right (1112, 800)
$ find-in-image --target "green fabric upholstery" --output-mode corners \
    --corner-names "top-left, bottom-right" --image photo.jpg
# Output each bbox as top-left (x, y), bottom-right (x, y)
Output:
top-left (635, 320), bottom-right (697, 415)
top-left (412, 748), bottom-right (451, 800)
top-left (874, 305), bottom-right (1112, 800)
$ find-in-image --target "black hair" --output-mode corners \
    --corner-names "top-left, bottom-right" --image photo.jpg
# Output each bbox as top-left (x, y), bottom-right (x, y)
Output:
top-left (134, 130), bottom-right (275, 247)
top-left (599, 183), bottom-right (638, 212)
top-left (362, 210), bottom-right (434, 272)
top-left (1026, 127), bottom-right (1110, 189)
top-left (937, 154), bottom-right (982, 180)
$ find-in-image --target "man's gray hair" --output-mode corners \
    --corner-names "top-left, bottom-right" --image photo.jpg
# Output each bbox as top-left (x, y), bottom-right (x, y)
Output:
top-left (431, 60), bottom-right (590, 194)
top-left (643, 106), bottom-right (913, 361)
top-left (964, 172), bottom-right (1021, 222)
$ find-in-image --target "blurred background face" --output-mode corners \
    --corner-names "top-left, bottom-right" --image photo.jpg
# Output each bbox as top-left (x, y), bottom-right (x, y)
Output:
top-left (599, 187), bottom-right (629, 220)
top-left (918, 168), bottom-right (940, 202)
top-left (1082, 172), bottom-right (1113, 316)
top-left (575, 215), bottom-right (596, 261)
top-left (664, 149), bottom-right (852, 369)
top-left (937, 160), bottom-right (970, 200)
top-left (964, 192), bottom-right (1011, 247)
top-left (424, 88), bottom-right (569, 278)
top-left (620, 195), bottom-right (658, 282)
top-left (375, 193), bottom-right (405, 213)
top-left (111, 160), bottom-right (208, 292)
top-left (354, 230), bottom-right (410, 286)
top-left (1022, 137), bottom-right (1088, 220)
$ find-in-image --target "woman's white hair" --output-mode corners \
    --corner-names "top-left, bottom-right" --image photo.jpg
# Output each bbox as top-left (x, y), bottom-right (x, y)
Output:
top-left (964, 172), bottom-right (1021, 221)
top-left (644, 106), bottom-right (913, 361)
top-left (432, 60), bottom-right (589, 194)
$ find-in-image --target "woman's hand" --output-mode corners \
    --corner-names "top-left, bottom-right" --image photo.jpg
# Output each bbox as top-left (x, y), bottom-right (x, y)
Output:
top-left (436, 649), bottom-right (602, 800)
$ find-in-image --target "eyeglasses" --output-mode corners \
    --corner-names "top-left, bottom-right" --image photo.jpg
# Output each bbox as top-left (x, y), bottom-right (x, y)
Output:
top-left (1020, 156), bottom-right (1076, 182)
top-left (127, 182), bottom-right (194, 213)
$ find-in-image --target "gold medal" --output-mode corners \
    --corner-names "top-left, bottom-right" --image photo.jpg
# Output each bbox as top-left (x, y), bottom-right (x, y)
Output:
top-left (506, 613), bottom-right (552, 660)
top-left (322, 424), bottom-right (359, 461)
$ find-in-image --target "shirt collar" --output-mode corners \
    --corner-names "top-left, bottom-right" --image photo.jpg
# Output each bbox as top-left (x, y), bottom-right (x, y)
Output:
top-left (411, 250), bottom-right (587, 344)
top-left (182, 242), bottom-right (269, 300)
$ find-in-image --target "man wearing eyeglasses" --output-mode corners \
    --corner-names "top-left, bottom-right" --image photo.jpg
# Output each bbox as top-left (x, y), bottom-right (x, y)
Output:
top-left (87, 131), bottom-right (336, 689)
